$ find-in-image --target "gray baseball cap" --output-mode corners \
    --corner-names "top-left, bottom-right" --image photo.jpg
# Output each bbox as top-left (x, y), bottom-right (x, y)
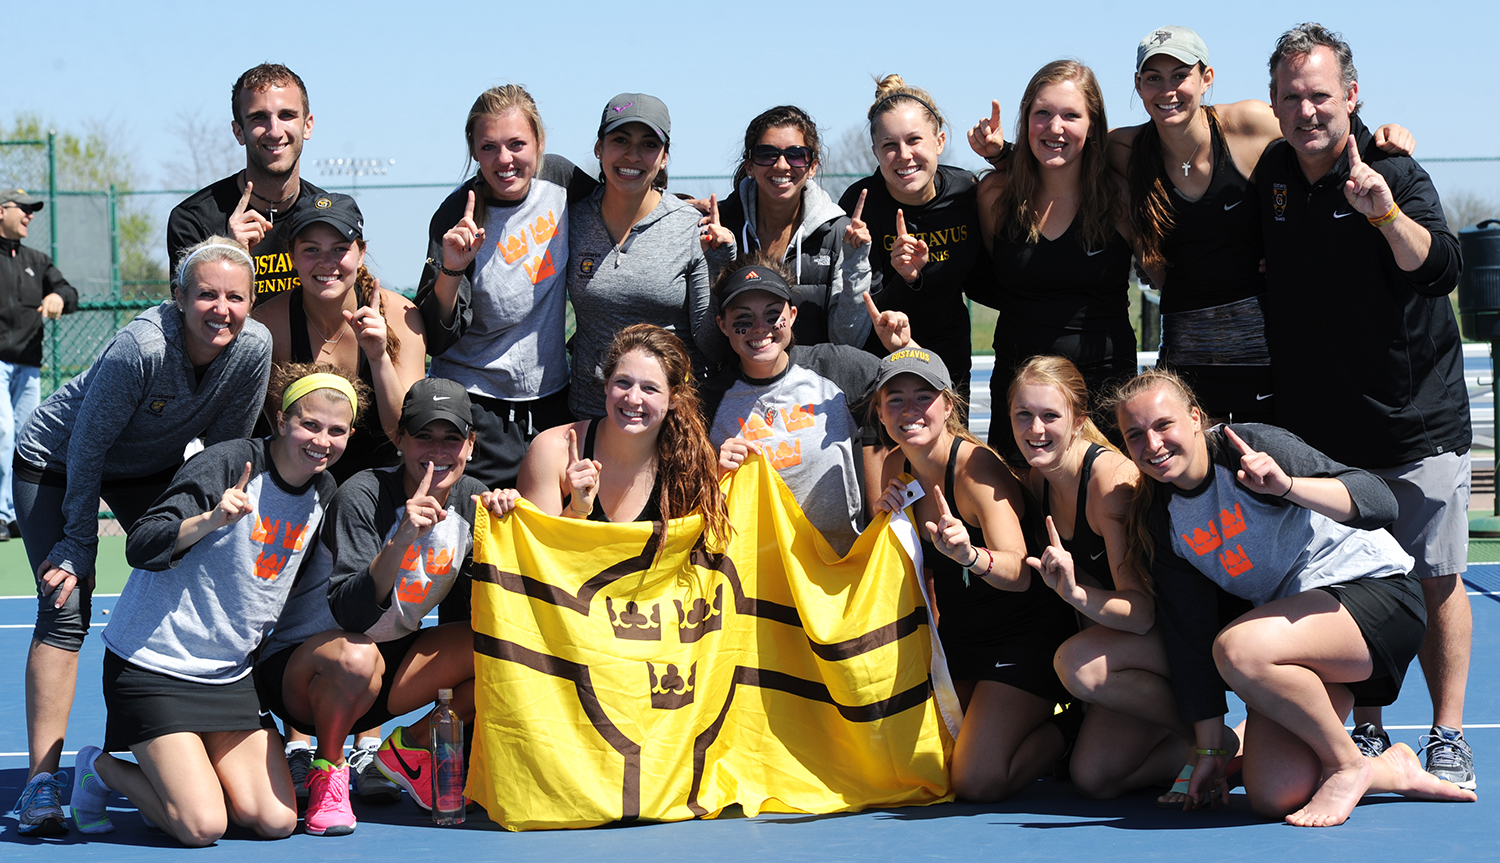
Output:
top-left (1, 189), bottom-right (44, 212)
top-left (1137, 25), bottom-right (1210, 72)
top-left (599, 93), bottom-right (671, 142)
top-left (875, 348), bottom-right (953, 393)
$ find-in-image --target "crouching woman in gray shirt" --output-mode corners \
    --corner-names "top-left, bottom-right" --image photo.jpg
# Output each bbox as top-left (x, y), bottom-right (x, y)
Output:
top-left (1111, 369), bottom-right (1476, 828)
top-left (65, 364), bottom-right (359, 845)
top-left (11, 237), bottom-right (273, 836)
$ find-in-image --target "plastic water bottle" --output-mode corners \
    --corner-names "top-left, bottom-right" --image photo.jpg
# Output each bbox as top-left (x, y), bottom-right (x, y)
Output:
top-left (430, 688), bottom-right (465, 826)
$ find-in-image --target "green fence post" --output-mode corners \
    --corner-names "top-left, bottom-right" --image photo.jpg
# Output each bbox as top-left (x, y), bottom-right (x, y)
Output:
top-left (109, 184), bottom-right (122, 331)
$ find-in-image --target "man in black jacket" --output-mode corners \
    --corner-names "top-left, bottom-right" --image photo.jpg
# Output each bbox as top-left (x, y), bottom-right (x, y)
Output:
top-left (0, 189), bottom-right (76, 546)
top-left (1257, 23), bottom-right (1475, 791)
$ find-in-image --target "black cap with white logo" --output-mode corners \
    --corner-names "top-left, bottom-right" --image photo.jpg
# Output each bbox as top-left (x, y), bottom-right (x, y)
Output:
top-left (286, 191), bottom-right (365, 242)
top-left (400, 378), bottom-right (473, 436)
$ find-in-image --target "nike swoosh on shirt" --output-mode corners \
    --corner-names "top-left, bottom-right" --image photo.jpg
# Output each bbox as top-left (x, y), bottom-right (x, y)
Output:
top-left (1090, 550), bottom-right (1106, 561)
top-left (994, 662), bottom-right (1017, 669)
top-left (1256, 393), bottom-right (1274, 401)
top-left (1223, 201), bottom-right (1242, 211)
top-left (1332, 211), bottom-right (1356, 219)
top-left (1086, 249), bottom-right (1106, 256)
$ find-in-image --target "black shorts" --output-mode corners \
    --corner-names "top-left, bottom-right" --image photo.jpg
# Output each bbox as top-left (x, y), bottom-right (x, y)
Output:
top-left (941, 626), bottom-right (1073, 705)
top-left (1164, 364), bottom-right (1275, 423)
top-left (254, 629), bottom-right (425, 737)
top-left (465, 388), bottom-right (572, 491)
top-left (102, 650), bottom-right (275, 753)
top-left (1317, 572), bottom-right (1427, 707)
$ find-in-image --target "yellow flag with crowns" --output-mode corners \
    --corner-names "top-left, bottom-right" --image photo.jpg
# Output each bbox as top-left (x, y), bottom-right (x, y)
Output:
top-left (467, 453), bottom-right (955, 830)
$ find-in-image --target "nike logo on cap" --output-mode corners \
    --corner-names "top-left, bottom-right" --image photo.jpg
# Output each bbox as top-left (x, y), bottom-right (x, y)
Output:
top-left (431, 396), bottom-right (451, 401)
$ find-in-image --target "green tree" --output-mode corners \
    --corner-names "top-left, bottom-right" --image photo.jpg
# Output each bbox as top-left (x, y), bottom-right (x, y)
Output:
top-left (1, 114), bottom-right (167, 300)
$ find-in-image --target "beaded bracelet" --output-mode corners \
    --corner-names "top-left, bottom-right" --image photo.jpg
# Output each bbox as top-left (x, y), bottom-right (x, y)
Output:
top-left (1195, 748), bottom-right (1231, 757)
top-left (1368, 202), bottom-right (1400, 229)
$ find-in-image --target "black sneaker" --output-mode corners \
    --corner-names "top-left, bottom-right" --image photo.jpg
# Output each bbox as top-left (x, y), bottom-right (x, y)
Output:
top-left (348, 746), bottom-right (401, 804)
top-left (1419, 725), bottom-right (1476, 790)
top-left (287, 746), bottom-right (313, 800)
top-left (1350, 722), bottom-right (1390, 758)
top-left (0, 521), bottom-right (10, 542)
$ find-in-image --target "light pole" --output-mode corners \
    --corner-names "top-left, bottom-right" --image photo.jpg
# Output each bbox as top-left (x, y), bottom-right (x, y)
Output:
top-left (311, 157), bottom-right (395, 195)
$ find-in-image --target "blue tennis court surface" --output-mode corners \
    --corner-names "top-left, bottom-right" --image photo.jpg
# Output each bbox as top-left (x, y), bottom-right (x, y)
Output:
top-left (3, 568), bottom-right (1498, 861)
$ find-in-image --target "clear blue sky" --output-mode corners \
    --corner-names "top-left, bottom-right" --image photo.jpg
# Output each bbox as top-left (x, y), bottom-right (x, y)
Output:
top-left (9, 0), bottom-right (1499, 288)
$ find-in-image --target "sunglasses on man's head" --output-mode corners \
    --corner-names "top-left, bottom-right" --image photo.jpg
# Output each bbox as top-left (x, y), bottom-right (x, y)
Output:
top-left (750, 145), bottom-right (814, 168)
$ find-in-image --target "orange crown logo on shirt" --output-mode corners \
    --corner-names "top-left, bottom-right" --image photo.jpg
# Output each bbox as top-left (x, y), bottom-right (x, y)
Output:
top-left (254, 548), bottom-right (288, 581)
top-left (524, 249), bottom-right (555, 285)
top-left (251, 516), bottom-right (280, 545)
top-left (1219, 544), bottom-right (1254, 577)
top-left (396, 575), bottom-right (432, 605)
top-left (399, 545), bottom-right (420, 572)
top-left (768, 439), bottom-right (802, 470)
top-left (529, 211), bottom-right (557, 246)
top-left (781, 403), bottom-right (815, 432)
top-left (1181, 522), bottom-right (1221, 556)
top-left (424, 548), bottom-right (453, 576)
top-left (738, 411), bottom-right (774, 441)
top-left (281, 522), bottom-right (308, 551)
top-left (1220, 504), bottom-right (1247, 540)
top-left (499, 232), bottom-right (529, 264)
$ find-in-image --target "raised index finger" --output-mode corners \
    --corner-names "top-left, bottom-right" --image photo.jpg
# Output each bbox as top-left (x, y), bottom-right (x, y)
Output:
top-left (989, 99), bottom-right (1002, 130)
top-left (1045, 514), bottom-right (1062, 548)
top-left (895, 208), bottom-right (907, 237)
top-left (234, 182), bottom-right (253, 217)
top-left (709, 194), bottom-right (721, 226)
top-left (1346, 136), bottom-right (1363, 169)
top-left (1223, 426), bottom-right (1254, 456)
top-left (463, 189), bottom-right (476, 221)
top-left (567, 427), bottom-right (580, 466)
top-left (416, 460), bottom-right (435, 496)
top-left (234, 461), bottom-right (253, 491)
top-left (863, 291), bottom-right (882, 325)
top-left (851, 189), bottom-right (867, 222)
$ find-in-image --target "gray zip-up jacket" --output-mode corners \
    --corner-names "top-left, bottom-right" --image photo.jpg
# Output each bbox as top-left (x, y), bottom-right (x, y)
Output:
top-left (17, 302), bottom-right (272, 580)
top-left (566, 188), bottom-right (730, 418)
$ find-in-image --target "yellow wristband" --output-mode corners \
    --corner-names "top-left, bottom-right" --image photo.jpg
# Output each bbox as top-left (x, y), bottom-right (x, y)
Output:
top-left (1368, 202), bottom-right (1400, 228)
top-left (1195, 748), bottom-right (1231, 757)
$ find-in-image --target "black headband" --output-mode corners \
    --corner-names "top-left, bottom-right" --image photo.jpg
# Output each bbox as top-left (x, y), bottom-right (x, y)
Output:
top-left (871, 93), bottom-right (941, 126)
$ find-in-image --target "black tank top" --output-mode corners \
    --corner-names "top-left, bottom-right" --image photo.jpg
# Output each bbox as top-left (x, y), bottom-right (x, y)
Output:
top-left (287, 287), bottom-right (399, 483)
top-left (1157, 116), bottom-right (1265, 314)
top-left (912, 437), bottom-right (1073, 643)
top-left (1041, 443), bottom-right (1112, 590)
top-left (566, 418), bottom-right (664, 523)
top-left (991, 218), bottom-right (1132, 331)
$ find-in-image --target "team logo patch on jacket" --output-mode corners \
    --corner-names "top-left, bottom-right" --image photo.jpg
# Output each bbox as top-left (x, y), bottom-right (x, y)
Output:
top-left (1272, 184), bottom-right (1287, 221)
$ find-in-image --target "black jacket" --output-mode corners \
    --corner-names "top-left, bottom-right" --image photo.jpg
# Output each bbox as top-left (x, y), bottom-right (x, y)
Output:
top-left (1257, 117), bottom-right (1468, 467)
top-left (0, 236), bottom-right (79, 365)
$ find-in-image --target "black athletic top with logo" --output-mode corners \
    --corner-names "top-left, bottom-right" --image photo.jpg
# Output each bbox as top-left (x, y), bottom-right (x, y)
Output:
top-left (839, 166), bottom-right (992, 384)
top-left (990, 218), bottom-right (1132, 332)
top-left (1255, 117), bottom-right (1467, 467)
top-left (286, 286), bottom-right (398, 482)
top-left (1156, 118), bottom-right (1264, 315)
top-left (1040, 443), bottom-right (1112, 590)
top-left (167, 175), bottom-right (329, 300)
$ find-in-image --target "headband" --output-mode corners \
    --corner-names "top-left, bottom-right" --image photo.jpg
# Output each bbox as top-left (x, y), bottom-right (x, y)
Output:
top-left (871, 93), bottom-right (942, 126)
top-left (282, 373), bottom-right (359, 415)
top-left (180, 243), bottom-right (255, 281)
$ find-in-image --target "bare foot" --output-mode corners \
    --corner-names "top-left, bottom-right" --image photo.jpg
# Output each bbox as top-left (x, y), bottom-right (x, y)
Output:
top-left (1286, 757), bottom-right (1373, 827)
top-left (1373, 743), bottom-right (1478, 803)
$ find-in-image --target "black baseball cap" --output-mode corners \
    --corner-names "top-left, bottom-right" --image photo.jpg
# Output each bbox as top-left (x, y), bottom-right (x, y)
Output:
top-left (1, 189), bottom-right (44, 213)
top-left (286, 192), bottom-right (364, 242)
top-left (716, 263), bottom-right (793, 311)
top-left (874, 348), bottom-right (953, 392)
top-left (400, 378), bottom-right (473, 436)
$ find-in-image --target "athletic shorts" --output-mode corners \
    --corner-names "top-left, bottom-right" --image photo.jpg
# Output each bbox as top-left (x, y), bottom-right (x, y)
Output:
top-left (464, 388), bottom-right (572, 491)
top-left (1317, 572), bottom-right (1427, 707)
top-left (1369, 450), bottom-right (1470, 579)
top-left (102, 649), bottom-right (274, 753)
top-left (941, 625), bottom-right (1074, 705)
top-left (254, 629), bottom-right (425, 737)
top-left (16, 459), bottom-right (178, 652)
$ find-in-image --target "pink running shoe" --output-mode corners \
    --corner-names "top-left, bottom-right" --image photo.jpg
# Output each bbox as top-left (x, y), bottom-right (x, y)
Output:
top-left (374, 726), bottom-right (433, 810)
top-left (304, 759), bottom-right (355, 836)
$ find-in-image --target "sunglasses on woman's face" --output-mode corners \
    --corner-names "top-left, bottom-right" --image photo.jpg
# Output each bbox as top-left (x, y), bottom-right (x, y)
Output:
top-left (750, 145), bottom-right (814, 168)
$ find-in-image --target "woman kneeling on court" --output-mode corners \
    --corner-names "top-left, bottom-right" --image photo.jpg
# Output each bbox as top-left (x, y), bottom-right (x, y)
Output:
top-left (67, 364), bottom-right (358, 845)
top-left (1112, 370), bottom-right (1475, 826)
top-left (254, 378), bottom-right (512, 833)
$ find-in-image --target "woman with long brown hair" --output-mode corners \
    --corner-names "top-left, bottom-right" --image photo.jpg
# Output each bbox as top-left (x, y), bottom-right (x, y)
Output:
top-left (975, 60), bottom-right (1137, 447)
top-left (511, 324), bottom-right (729, 549)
